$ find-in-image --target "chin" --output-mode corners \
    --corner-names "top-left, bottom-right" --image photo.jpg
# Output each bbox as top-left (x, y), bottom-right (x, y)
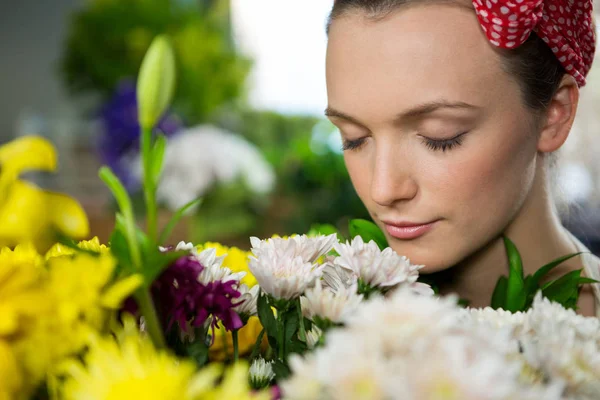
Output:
top-left (386, 241), bottom-right (455, 274)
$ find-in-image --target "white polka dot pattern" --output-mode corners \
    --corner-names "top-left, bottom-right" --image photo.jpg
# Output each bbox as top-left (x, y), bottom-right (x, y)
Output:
top-left (472, 0), bottom-right (596, 86)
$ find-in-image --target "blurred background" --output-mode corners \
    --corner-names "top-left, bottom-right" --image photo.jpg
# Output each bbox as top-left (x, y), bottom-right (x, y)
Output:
top-left (0, 0), bottom-right (599, 251)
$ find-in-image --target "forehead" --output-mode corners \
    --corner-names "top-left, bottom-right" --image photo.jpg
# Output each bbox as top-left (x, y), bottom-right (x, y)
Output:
top-left (326, 5), bottom-right (517, 121)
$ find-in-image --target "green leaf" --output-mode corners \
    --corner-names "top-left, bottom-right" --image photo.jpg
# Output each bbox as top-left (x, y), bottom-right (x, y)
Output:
top-left (257, 291), bottom-right (278, 348)
top-left (151, 133), bottom-right (167, 186)
top-left (109, 227), bottom-right (134, 275)
top-left (542, 269), bottom-right (583, 306)
top-left (185, 337), bottom-right (209, 368)
top-left (349, 219), bottom-right (388, 250)
top-left (578, 277), bottom-right (599, 285)
top-left (158, 198), bottom-right (203, 245)
top-left (143, 249), bottom-right (187, 287)
top-left (503, 236), bottom-right (526, 312)
top-left (271, 359), bottom-right (291, 380)
top-left (527, 252), bottom-right (583, 294)
top-left (99, 167), bottom-right (143, 269)
top-left (307, 223), bottom-right (344, 242)
top-left (249, 328), bottom-right (266, 361)
top-left (284, 310), bottom-right (299, 343)
top-left (491, 275), bottom-right (508, 309)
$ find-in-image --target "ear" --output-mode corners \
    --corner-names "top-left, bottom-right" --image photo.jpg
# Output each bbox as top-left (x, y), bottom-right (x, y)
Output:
top-left (537, 74), bottom-right (579, 153)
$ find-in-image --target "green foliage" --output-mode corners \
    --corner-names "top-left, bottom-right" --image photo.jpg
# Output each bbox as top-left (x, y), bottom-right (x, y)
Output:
top-left (349, 219), bottom-right (389, 250)
top-left (491, 236), bottom-right (597, 312)
top-left (60, 0), bottom-right (250, 123)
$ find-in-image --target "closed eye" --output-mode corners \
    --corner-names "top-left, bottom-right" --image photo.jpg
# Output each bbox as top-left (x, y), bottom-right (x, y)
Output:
top-left (421, 132), bottom-right (468, 152)
top-left (342, 137), bottom-right (367, 152)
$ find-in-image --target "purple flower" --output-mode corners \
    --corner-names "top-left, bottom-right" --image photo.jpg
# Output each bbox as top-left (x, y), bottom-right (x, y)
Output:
top-left (97, 79), bottom-right (182, 191)
top-left (152, 255), bottom-right (243, 334)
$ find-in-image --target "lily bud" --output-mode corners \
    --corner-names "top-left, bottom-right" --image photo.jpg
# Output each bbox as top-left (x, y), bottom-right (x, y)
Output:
top-left (136, 35), bottom-right (176, 131)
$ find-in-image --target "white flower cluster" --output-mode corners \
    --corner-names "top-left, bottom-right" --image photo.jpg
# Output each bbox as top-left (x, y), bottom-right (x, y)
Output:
top-left (281, 289), bottom-right (600, 400)
top-left (248, 235), bottom-right (429, 321)
top-left (142, 124), bottom-right (276, 211)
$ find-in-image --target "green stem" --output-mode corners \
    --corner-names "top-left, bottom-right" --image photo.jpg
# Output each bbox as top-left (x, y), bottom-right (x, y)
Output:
top-left (232, 329), bottom-right (239, 362)
top-left (141, 128), bottom-right (158, 241)
top-left (221, 326), bottom-right (230, 361)
top-left (136, 289), bottom-right (166, 349)
top-left (278, 316), bottom-right (285, 360)
top-left (297, 298), bottom-right (307, 342)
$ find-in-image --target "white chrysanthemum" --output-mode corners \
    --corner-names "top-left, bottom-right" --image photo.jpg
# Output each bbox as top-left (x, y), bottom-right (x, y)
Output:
top-left (194, 247), bottom-right (246, 284)
top-left (300, 280), bottom-right (363, 324)
top-left (344, 288), bottom-right (460, 353)
top-left (250, 234), bottom-right (338, 264)
top-left (247, 234), bottom-right (337, 300)
top-left (333, 236), bottom-right (423, 289)
top-left (233, 284), bottom-right (259, 317)
top-left (519, 293), bottom-right (600, 398)
top-left (458, 307), bottom-right (528, 338)
top-left (392, 334), bottom-right (563, 400)
top-left (249, 357), bottom-right (275, 389)
top-left (321, 263), bottom-right (357, 292)
top-left (283, 333), bottom-right (389, 400)
top-left (305, 326), bottom-right (322, 349)
top-left (146, 125), bottom-right (276, 211)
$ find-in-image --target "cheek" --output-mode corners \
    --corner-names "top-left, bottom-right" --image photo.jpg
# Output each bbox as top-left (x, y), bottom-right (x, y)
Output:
top-left (345, 152), bottom-right (371, 204)
top-left (431, 127), bottom-right (537, 232)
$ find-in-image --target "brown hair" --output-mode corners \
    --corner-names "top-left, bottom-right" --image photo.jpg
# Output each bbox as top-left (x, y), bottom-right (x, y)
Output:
top-left (327, 0), bottom-right (566, 118)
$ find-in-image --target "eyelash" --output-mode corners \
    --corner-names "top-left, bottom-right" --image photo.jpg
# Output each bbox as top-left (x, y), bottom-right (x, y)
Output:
top-left (421, 132), bottom-right (468, 152)
top-left (342, 132), bottom-right (468, 153)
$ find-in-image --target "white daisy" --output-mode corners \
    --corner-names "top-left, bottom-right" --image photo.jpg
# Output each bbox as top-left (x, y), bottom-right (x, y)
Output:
top-left (300, 280), bottom-right (363, 324)
top-left (333, 236), bottom-right (424, 290)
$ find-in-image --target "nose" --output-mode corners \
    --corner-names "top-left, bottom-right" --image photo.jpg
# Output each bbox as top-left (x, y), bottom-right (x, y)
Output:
top-left (370, 144), bottom-right (418, 207)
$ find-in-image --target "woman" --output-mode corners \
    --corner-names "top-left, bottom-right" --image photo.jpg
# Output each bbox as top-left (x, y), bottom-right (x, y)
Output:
top-left (325, 0), bottom-right (599, 314)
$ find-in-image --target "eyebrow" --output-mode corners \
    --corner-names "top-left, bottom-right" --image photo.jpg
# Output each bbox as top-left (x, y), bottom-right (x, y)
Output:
top-left (324, 100), bottom-right (480, 127)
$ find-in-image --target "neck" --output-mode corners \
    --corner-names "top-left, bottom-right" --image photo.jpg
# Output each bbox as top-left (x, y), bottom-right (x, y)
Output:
top-left (437, 157), bottom-right (579, 308)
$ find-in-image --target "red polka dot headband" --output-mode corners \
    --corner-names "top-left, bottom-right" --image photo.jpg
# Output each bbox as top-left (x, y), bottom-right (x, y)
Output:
top-left (472, 0), bottom-right (596, 86)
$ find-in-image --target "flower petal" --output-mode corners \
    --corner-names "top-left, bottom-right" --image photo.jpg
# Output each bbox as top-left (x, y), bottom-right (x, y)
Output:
top-left (44, 191), bottom-right (90, 239)
top-left (100, 274), bottom-right (144, 309)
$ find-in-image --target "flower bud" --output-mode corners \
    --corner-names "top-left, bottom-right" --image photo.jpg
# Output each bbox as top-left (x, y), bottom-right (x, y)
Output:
top-left (136, 35), bottom-right (176, 131)
top-left (249, 357), bottom-right (275, 390)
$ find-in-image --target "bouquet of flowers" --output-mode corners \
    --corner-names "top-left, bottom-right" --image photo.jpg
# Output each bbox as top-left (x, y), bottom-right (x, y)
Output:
top-left (2, 35), bottom-right (600, 400)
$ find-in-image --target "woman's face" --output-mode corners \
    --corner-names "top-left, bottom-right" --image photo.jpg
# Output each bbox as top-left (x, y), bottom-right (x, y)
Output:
top-left (326, 4), bottom-right (541, 272)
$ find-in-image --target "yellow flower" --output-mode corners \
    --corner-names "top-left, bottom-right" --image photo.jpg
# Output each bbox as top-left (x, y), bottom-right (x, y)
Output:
top-left (59, 317), bottom-right (269, 400)
top-left (45, 237), bottom-right (110, 260)
top-left (209, 316), bottom-right (267, 361)
top-left (0, 339), bottom-right (23, 400)
top-left (193, 362), bottom-right (271, 400)
top-left (197, 242), bottom-right (256, 287)
top-left (59, 319), bottom-right (201, 400)
top-left (0, 243), bottom-right (46, 336)
top-left (0, 136), bottom-right (89, 251)
top-left (46, 253), bottom-right (142, 332)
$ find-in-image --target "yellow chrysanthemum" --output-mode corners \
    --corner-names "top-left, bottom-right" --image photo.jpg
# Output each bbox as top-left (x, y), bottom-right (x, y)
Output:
top-left (209, 316), bottom-right (267, 361)
top-left (196, 242), bottom-right (256, 287)
top-left (45, 237), bottom-right (111, 260)
top-left (46, 253), bottom-right (143, 331)
top-left (0, 339), bottom-right (23, 400)
top-left (0, 243), bottom-right (46, 336)
top-left (0, 136), bottom-right (89, 251)
top-left (59, 318), bottom-right (269, 400)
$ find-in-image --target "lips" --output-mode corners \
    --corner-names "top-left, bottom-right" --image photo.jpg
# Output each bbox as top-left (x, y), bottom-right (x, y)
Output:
top-left (382, 220), bottom-right (438, 240)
